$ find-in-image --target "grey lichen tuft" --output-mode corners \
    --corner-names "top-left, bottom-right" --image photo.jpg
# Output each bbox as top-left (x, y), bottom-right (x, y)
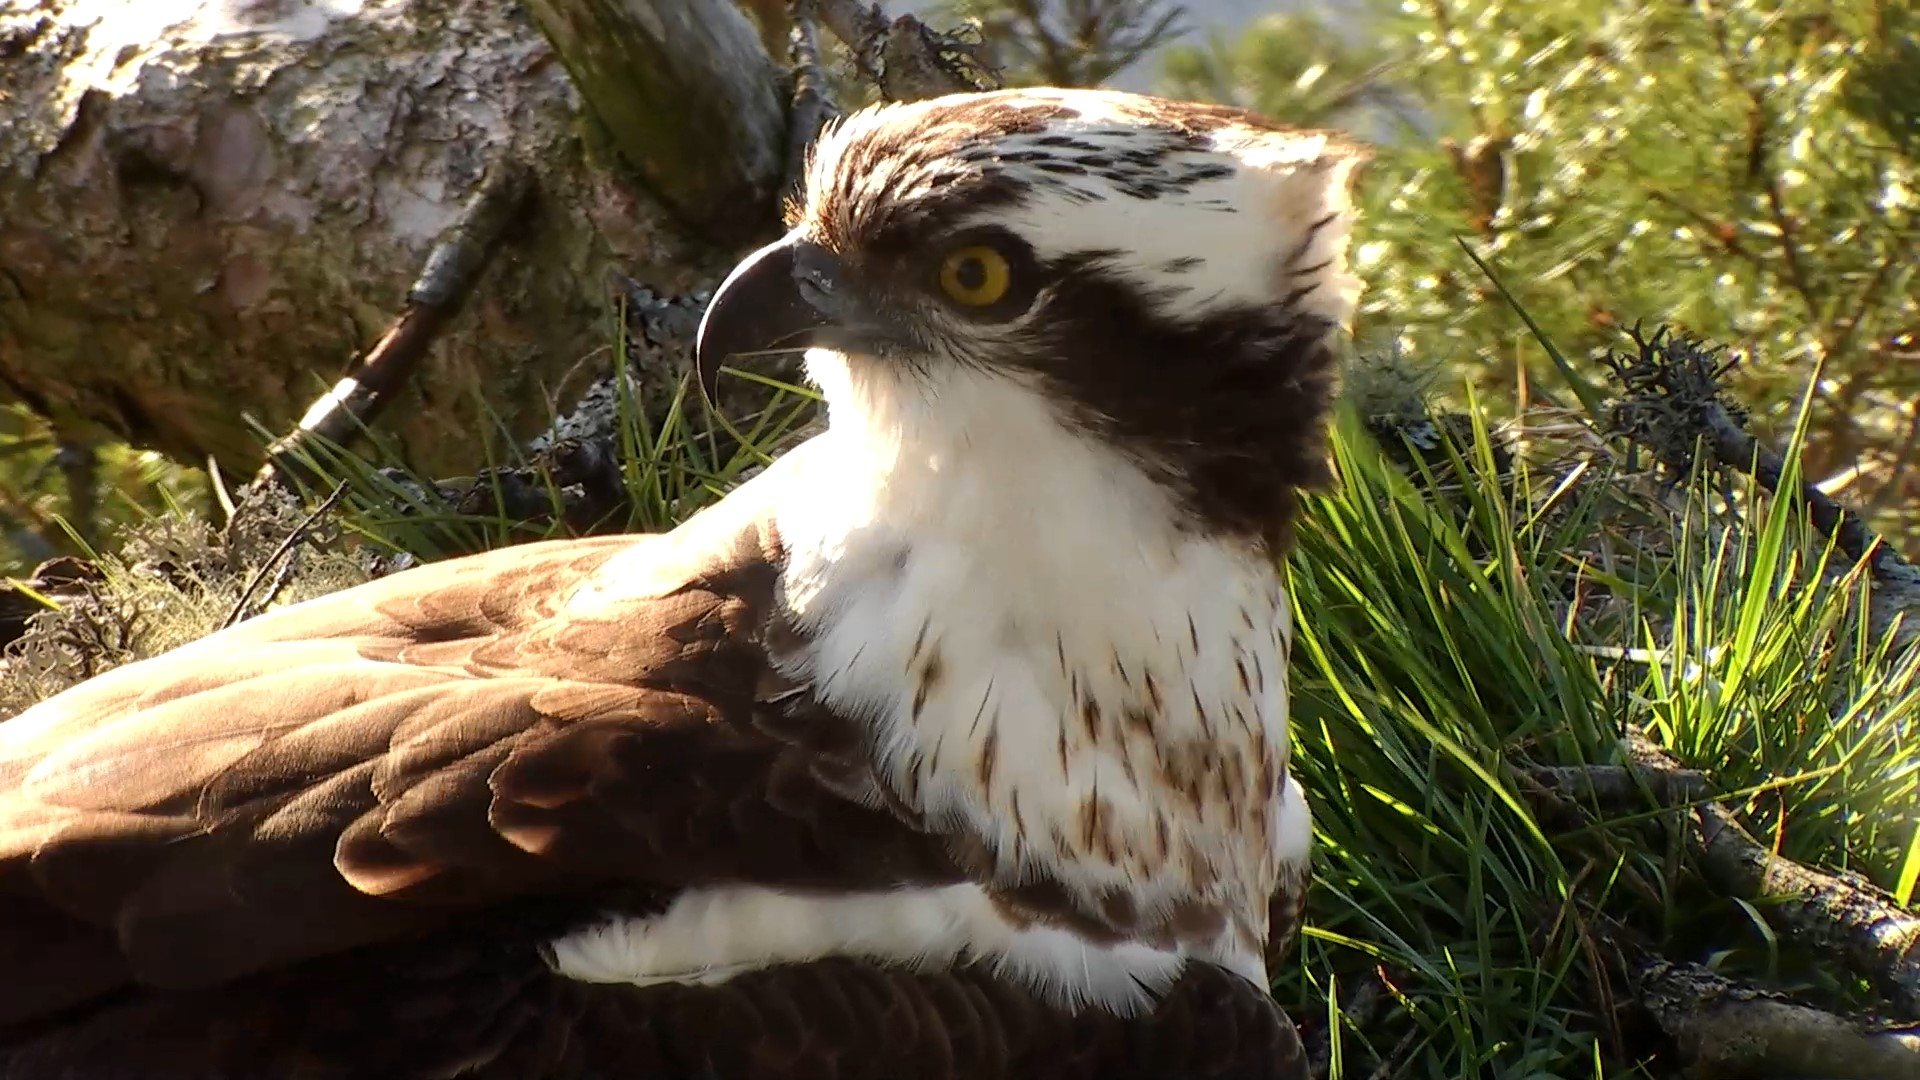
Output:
top-left (0, 490), bottom-right (375, 719)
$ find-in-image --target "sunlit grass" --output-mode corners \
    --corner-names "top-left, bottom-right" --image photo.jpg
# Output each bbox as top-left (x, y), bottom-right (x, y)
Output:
top-left (1280, 393), bottom-right (1918, 1076)
top-left (0, 402), bottom-right (212, 577)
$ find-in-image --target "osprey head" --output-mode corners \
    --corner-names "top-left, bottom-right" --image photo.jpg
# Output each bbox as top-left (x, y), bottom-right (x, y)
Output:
top-left (697, 87), bottom-right (1367, 541)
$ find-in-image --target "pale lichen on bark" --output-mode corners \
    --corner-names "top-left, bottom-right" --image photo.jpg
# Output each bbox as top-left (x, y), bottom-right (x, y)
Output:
top-left (0, 0), bottom-right (779, 477)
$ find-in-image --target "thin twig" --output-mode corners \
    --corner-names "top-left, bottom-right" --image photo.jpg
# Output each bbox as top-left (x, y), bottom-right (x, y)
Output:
top-left (1830, 239), bottom-right (1912, 363)
top-left (256, 159), bottom-right (533, 488)
top-left (252, 549), bottom-right (307, 616)
top-left (220, 483), bottom-right (349, 630)
top-left (982, 0), bottom-right (1186, 87)
top-left (1642, 186), bottom-right (1767, 267)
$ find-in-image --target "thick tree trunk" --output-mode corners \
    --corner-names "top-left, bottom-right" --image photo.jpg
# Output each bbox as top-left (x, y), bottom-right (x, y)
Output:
top-left (521, 0), bottom-right (785, 244)
top-left (0, 0), bottom-right (785, 477)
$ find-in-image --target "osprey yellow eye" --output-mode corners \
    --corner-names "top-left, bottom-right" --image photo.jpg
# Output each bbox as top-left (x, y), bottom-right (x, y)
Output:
top-left (937, 245), bottom-right (1012, 307)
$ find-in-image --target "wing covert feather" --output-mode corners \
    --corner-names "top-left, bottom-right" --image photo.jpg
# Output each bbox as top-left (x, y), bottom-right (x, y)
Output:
top-left (0, 482), bottom-right (963, 1026)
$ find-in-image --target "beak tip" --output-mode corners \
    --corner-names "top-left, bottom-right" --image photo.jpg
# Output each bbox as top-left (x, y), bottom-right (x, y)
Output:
top-left (690, 236), bottom-right (819, 410)
top-left (693, 305), bottom-right (725, 408)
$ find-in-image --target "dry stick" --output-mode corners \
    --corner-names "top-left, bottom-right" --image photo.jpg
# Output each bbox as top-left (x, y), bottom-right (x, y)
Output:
top-left (219, 482), bottom-right (350, 629)
top-left (1636, 958), bottom-right (1920, 1080)
top-left (1580, 911), bottom-right (1920, 1079)
top-left (1606, 326), bottom-right (1920, 645)
top-left (1688, 357), bottom-right (1920, 652)
top-left (255, 160), bottom-right (534, 488)
top-left (1620, 731), bottom-right (1920, 1021)
top-left (1518, 740), bottom-right (1920, 1067)
top-left (1695, 391), bottom-right (1920, 590)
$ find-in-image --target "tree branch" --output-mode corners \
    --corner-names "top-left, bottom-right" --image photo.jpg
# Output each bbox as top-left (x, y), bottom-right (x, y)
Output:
top-left (785, 0), bottom-right (840, 203)
top-left (1622, 730), bottom-right (1920, 1020)
top-left (814, 0), bottom-right (999, 100)
top-left (1602, 325), bottom-right (1920, 645)
top-left (255, 160), bottom-right (533, 489)
top-left (1516, 723), bottom-right (1920, 1025)
top-left (1636, 957), bottom-right (1920, 1079)
top-left (1515, 761), bottom-right (1710, 809)
top-left (519, 0), bottom-right (788, 245)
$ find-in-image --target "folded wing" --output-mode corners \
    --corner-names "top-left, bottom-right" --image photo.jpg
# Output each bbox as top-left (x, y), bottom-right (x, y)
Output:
top-left (0, 494), bottom-right (961, 1028)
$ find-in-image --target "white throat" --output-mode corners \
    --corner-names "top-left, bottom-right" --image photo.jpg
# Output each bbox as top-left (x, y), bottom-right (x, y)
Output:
top-left (779, 353), bottom-right (1302, 931)
top-left (551, 353), bottom-right (1310, 1014)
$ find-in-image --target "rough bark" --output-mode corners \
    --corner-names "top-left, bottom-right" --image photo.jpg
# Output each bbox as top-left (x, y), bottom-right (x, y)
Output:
top-left (1515, 760), bottom-right (1711, 809)
top-left (0, 0), bottom-right (783, 478)
top-left (1636, 958), bottom-right (1920, 1080)
top-left (519, 0), bottom-right (785, 245)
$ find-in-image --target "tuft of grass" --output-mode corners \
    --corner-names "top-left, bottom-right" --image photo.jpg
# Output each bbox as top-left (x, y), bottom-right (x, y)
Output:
top-left (1287, 403), bottom-right (1619, 1075)
top-left (269, 309), bottom-right (821, 563)
top-left (1282, 394), bottom-right (1920, 1076)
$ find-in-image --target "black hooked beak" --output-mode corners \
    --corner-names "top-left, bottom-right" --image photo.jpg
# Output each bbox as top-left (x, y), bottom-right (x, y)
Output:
top-left (695, 236), bottom-right (837, 406)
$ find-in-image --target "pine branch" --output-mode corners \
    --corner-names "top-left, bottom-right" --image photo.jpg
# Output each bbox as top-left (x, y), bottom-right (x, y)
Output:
top-left (1635, 957), bottom-right (1920, 1079)
top-left (1620, 730), bottom-right (1920, 1021)
top-left (813, 0), bottom-right (999, 100)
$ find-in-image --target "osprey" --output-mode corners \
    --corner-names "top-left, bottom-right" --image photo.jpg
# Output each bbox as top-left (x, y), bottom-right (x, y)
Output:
top-left (0, 88), bottom-right (1361, 1078)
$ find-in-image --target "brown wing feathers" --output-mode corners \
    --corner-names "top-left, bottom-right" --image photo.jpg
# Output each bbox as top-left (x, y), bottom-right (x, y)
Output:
top-left (2, 949), bottom-right (1307, 1080)
top-left (0, 491), bottom-right (964, 1032)
top-left (0, 475), bottom-right (1309, 1078)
